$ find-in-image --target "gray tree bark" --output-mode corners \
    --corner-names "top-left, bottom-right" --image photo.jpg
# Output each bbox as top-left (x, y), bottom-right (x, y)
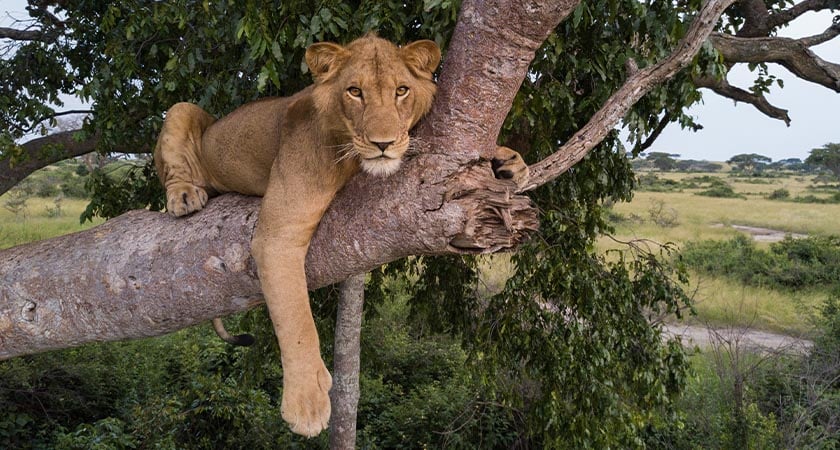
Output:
top-left (329, 273), bottom-right (366, 450)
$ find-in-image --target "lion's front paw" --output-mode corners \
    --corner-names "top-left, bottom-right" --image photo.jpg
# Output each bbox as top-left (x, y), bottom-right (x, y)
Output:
top-left (281, 361), bottom-right (332, 438)
top-left (165, 182), bottom-right (208, 217)
top-left (492, 146), bottom-right (529, 189)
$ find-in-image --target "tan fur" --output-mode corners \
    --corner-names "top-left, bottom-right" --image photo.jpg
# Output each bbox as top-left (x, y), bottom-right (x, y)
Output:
top-left (153, 34), bottom-right (527, 437)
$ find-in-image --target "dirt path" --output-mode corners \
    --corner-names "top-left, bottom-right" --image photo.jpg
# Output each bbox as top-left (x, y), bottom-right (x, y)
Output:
top-left (664, 324), bottom-right (813, 354)
top-left (713, 223), bottom-right (808, 242)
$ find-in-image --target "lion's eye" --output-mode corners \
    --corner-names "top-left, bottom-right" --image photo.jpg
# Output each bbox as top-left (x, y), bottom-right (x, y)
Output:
top-left (347, 87), bottom-right (363, 98)
top-left (396, 86), bottom-right (409, 97)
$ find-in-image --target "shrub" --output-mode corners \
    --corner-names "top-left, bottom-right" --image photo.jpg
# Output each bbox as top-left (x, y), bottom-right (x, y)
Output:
top-left (767, 188), bottom-right (790, 200)
top-left (647, 199), bottom-right (679, 227)
top-left (680, 235), bottom-right (840, 290)
top-left (694, 179), bottom-right (745, 199)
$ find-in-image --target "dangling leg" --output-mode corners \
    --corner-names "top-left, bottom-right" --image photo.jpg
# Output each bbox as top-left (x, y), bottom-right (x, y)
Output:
top-left (251, 177), bottom-right (337, 437)
top-left (153, 102), bottom-right (217, 216)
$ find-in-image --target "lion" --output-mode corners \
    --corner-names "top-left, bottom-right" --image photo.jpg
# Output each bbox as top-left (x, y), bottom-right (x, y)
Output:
top-left (153, 34), bottom-right (528, 437)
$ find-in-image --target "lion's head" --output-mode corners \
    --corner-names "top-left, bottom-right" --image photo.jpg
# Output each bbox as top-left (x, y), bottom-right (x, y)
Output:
top-left (305, 34), bottom-right (441, 176)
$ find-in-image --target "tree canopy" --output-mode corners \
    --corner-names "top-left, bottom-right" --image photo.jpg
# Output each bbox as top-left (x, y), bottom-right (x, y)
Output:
top-left (806, 142), bottom-right (840, 178)
top-left (2, 0), bottom-right (840, 447)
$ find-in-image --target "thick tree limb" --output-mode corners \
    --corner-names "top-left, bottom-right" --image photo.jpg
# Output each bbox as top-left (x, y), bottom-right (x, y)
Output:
top-left (418, 0), bottom-right (580, 165)
top-left (523, 0), bottom-right (739, 190)
top-left (709, 31), bottom-right (840, 93)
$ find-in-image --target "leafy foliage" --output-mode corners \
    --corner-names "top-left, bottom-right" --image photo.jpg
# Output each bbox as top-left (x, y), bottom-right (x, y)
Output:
top-left (806, 142), bottom-right (840, 178)
top-left (681, 234), bottom-right (840, 290)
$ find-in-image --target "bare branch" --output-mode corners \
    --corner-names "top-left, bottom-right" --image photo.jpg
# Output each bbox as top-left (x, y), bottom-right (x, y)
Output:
top-left (633, 111), bottom-right (674, 154)
top-left (522, 0), bottom-right (739, 190)
top-left (767, 0), bottom-right (837, 29)
top-left (0, 26), bottom-right (47, 41)
top-left (693, 74), bottom-right (791, 124)
top-left (14, 109), bottom-right (93, 133)
top-left (798, 22), bottom-right (840, 48)
top-left (330, 273), bottom-right (366, 449)
top-left (710, 32), bottom-right (840, 93)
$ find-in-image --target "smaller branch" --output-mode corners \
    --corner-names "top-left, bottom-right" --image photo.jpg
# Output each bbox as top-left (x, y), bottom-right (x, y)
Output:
top-left (633, 111), bottom-right (673, 154)
top-left (16, 110), bottom-right (93, 133)
top-left (693, 74), bottom-right (791, 124)
top-left (0, 26), bottom-right (47, 42)
top-left (522, 0), bottom-right (738, 191)
top-left (1, 129), bottom-right (151, 196)
top-left (330, 273), bottom-right (366, 450)
top-left (767, 0), bottom-right (835, 29)
top-left (798, 23), bottom-right (840, 48)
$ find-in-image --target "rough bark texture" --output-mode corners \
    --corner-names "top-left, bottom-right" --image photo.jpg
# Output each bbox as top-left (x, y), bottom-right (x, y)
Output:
top-left (710, 31), bottom-right (840, 93)
top-left (329, 273), bottom-right (366, 450)
top-left (0, 195), bottom-right (264, 358)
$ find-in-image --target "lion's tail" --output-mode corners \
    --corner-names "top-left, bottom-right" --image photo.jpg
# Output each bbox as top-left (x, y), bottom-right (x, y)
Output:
top-left (212, 318), bottom-right (255, 346)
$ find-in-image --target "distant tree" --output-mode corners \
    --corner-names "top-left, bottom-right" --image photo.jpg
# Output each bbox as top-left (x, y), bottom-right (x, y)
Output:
top-left (645, 151), bottom-right (680, 171)
top-left (675, 159), bottom-right (723, 172)
top-left (806, 143), bottom-right (840, 178)
top-left (728, 153), bottom-right (772, 174)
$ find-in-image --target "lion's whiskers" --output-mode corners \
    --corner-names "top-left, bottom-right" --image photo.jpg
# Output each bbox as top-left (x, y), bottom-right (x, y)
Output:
top-left (334, 144), bottom-right (359, 164)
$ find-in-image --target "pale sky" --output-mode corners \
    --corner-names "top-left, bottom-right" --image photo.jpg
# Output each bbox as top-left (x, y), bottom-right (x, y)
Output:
top-left (3, 2), bottom-right (839, 162)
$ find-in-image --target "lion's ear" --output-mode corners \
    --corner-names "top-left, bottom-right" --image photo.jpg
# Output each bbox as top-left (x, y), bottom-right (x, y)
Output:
top-left (305, 42), bottom-right (349, 82)
top-left (401, 40), bottom-right (441, 78)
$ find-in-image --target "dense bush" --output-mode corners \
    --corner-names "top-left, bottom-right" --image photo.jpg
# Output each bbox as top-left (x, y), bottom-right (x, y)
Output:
top-left (680, 235), bottom-right (840, 290)
top-left (0, 286), bottom-right (522, 450)
top-left (694, 179), bottom-right (745, 199)
top-left (767, 188), bottom-right (790, 200)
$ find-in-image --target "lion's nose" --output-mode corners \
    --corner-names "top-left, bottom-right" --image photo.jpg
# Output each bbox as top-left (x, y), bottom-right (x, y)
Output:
top-left (372, 141), bottom-right (394, 152)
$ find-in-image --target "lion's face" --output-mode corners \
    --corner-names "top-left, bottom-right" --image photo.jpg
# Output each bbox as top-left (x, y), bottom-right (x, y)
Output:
top-left (306, 35), bottom-right (441, 177)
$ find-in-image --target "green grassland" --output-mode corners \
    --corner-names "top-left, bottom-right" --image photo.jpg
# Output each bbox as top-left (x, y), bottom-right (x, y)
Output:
top-left (0, 195), bottom-right (103, 249)
top-left (602, 171), bottom-right (840, 334)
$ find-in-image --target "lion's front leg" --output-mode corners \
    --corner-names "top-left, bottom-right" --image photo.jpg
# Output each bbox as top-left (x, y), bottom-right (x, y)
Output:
top-left (254, 242), bottom-right (332, 437)
top-left (252, 185), bottom-right (337, 438)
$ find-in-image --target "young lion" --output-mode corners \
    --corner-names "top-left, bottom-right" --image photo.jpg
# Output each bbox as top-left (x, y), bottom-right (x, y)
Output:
top-left (154, 34), bottom-right (528, 437)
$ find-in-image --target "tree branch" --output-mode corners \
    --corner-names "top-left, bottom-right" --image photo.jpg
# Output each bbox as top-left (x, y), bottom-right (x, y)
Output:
top-left (0, 26), bottom-right (47, 41)
top-left (523, 0), bottom-right (738, 190)
top-left (693, 74), bottom-right (791, 124)
top-left (1, 130), bottom-right (97, 195)
top-left (1, 130), bottom-right (151, 196)
top-left (709, 31), bottom-right (840, 93)
top-left (766, 0), bottom-right (836, 30)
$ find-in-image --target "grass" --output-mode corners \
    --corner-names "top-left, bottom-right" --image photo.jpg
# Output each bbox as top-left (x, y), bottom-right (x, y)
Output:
top-left (682, 274), bottom-right (825, 335)
top-left (0, 195), bottom-right (103, 249)
top-left (603, 172), bottom-right (840, 335)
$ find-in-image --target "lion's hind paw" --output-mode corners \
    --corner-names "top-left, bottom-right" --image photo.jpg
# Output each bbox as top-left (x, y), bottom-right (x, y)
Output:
top-left (165, 182), bottom-right (208, 217)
